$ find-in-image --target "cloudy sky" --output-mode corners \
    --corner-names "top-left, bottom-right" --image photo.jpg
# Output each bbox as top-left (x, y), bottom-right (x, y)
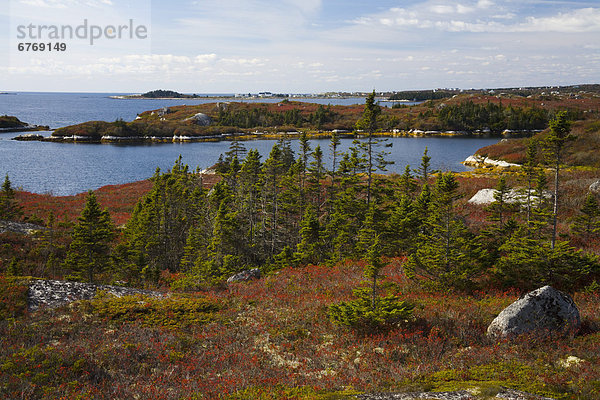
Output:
top-left (1, 0), bottom-right (599, 93)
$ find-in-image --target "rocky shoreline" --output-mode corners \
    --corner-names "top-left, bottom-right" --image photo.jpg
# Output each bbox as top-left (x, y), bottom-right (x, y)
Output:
top-left (462, 154), bottom-right (520, 168)
top-left (13, 129), bottom-right (527, 144)
top-left (1, 124), bottom-right (49, 134)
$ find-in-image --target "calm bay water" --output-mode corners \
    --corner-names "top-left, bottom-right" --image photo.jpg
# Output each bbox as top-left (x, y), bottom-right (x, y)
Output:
top-left (0, 92), bottom-right (500, 195)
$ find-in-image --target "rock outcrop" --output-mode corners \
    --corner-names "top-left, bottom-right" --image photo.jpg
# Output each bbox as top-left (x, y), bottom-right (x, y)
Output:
top-left (358, 388), bottom-right (556, 399)
top-left (0, 220), bottom-right (45, 235)
top-left (467, 188), bottom-right (550, 206)
top-left (487, 286), bottom-right (580, 340)
top-left (227, 269), bottom-right (262, 283)
top-left (27, 279), bottom-right (162, 311)
top-left (463, 154), bottom-right (520, 168)
top-left (184, 113), bottom-right (212, 126)
top-left (12, 133), bottom-right (46, 141)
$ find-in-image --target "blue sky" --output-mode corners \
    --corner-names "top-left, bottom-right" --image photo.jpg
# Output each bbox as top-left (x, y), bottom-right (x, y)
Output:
top-left (1, 0), bottom-right (599, 92)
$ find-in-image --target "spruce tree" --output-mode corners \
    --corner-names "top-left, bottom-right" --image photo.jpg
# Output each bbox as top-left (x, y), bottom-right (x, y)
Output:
top-left (486, 175), bottom-right (514, 225)
top-left (307, 145), bottom-right (325, 211)
top-left (356, 90), bottom-right (385, 207)
top-left (398, 165), bottom-right (417, 198)
top-left (571, 192), bottom-right (600, 240)
top-left (520, 139), bottom-right (539, 223)
top-left (498, 226), bottom-right (600, 292)
top-left (120, 158), bottom-right (205, 279)
top-left (406, 173), bottom-right (485, 290)
top-left (545, 111), bottom-right (573, 250)
top-left (0, 174), bottom-right (21, 221)
top-left (64, 191), bottom-right (114, 283)
top-left (260, 144), bottom-right (286, 257)
top-left (416, 147), bottom-right (431, 185)
top-left (238, 149), bottom-right (263, 255)
top-left (294, 205), bottom-right (322, 266)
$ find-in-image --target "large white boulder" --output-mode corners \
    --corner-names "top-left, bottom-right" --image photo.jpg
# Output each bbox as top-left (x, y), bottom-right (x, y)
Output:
top-left (184, 113), bottom-right (212, 126)
top-left (463, 154), bottom-right (520, 168)
top-left (487, 286), bottom-right (580, 340)
top-left (468, 188), bottom-right (550, 206)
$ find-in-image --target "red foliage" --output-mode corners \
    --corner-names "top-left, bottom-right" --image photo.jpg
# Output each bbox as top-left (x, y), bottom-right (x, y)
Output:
top-left (16, 180), bottom-right (153, 226)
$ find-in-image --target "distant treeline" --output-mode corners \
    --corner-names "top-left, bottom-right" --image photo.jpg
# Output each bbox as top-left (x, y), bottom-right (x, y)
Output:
top-left (389, 90), bottom-right (457, 101)
top-left (217, 104), bottom-right (338, 129)
top-left (437, 101), bottom-right (550, 132)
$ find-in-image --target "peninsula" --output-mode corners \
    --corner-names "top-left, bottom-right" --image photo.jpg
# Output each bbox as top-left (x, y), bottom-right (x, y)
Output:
top-left (0, 115), bottom-right (49, 134)
top-left (49, 87), bottom-right (600, 143)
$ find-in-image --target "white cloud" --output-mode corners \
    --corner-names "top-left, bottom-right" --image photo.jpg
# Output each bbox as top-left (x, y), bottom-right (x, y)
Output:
top-left (350, 2), bottom-right (600, 33)
top-left (517, 8), bottom-right (600, 32)
top-left (194, 54), bottom-right (217, 63)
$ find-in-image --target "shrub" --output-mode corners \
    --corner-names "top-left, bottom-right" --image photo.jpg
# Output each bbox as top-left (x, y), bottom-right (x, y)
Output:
top-left (328, 287), bottom-right (414, 333)
top-left (0, 275), bottom-right (29, 320)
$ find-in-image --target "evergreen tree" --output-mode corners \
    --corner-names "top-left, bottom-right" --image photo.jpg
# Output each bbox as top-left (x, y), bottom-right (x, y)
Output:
top-left (225, 138), bottom-right (247, 162)
top-left (355, 90), bottom-right (386, 207)
top-left (529, 170), bottom-right (553, 235)
top-left (398, 165), bottom-right (417, 198)
top-left (260, 144), bottom-right (286, 257)
top-left (238, 149), bottom-right (263, 259)
top-left (405, 173), bottom-right (485, 290)
top-left (64, 191), bottom-right (114, 283)
top-left (120, 158), bottom-right (206, 279)
top-left (486, 175), bottom-right (514, 225)
top-left (328, 234), bottom-right (414, 333)
top-left (298, 131), bottom-right (311, 213)
top-left (520, 139), bottom-right (539, 224)
top-left (201, 199), bottom-right (244, 279)
top-left (385, 195), bottom-right (419, 255)
top-left (545, 111), bottom-right (573, 250)
top-left (308, 145), bottom-right (325, 211)
top-left (571, 192), bottom-right (600, 240)
top-left (0, 174), bottom-right (21, 221)
top-left (498, 227), bottom-right (600, 292)
top-left (294, 205), bottom-right (322, 266)
top-left (416, 147), bottom-right (431, 185)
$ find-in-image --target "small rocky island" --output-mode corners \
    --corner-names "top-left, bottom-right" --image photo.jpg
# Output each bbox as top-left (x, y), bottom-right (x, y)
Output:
top-left (0, 115), bottom-right (49, 134)
top-left (113, 89), bottom-right (202, 99)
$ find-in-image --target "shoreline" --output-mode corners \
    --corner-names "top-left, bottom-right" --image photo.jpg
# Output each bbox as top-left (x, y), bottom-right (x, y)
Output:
top-left (18, 129), bottom-right (532, 144)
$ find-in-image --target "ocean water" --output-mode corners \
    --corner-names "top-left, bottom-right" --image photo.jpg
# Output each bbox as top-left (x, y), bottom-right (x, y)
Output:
top-left (0, 92), bottom-right (499, 195)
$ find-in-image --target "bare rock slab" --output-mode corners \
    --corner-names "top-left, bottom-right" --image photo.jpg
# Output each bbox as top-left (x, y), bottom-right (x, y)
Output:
top-left (487, 286), bottom-right (580, 340)
top-left (227, 268), bottom-right (262, 283)
top-left (27, 279), bottom-right (162, 311)
top-left (357, 388), bottom-right (555, 399)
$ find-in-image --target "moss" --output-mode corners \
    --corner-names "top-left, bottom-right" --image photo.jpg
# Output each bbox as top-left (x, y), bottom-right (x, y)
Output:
top-left (402, 362), bottom-right (574, 399)
top-left (221, 386), bottom-right (361, 399)
top-left (77, 292), bottom-right (221, 329)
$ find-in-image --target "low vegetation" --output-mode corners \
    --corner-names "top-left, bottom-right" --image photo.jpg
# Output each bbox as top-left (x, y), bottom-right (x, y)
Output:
top-left (2, 92), bottom-right (600, 398)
